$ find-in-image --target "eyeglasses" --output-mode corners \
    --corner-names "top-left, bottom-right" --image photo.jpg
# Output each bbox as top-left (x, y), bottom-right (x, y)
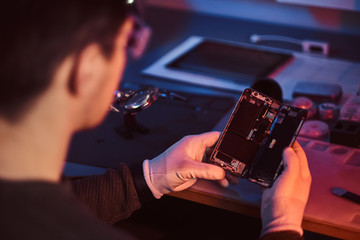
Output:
top-left (126, 0), bottom-right (151, 59)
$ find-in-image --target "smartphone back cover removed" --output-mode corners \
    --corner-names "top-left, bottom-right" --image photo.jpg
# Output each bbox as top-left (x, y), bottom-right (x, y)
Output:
top-left (210, 88), bottom-right (307, 187)
top-left (248, 106), bottom-right (307, 187)
top-left (210, 88), bottom-right (282, 177)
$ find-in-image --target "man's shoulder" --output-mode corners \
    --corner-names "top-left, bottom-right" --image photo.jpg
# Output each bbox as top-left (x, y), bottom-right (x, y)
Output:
top-left (0, 180), bottom-right (136, 240)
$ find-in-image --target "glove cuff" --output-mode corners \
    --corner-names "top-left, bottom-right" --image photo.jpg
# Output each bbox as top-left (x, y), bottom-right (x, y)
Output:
top-left (129, 161), bottom-right (156, 203)
top-left (261, 222), bottom-right (303, 238)
top-left (261, 198), bottom-right (305, 237)
top-left (143, 159), bottom-right (164, 199)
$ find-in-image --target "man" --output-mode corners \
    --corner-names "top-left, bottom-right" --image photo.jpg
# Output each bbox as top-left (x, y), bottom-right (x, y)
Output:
top-left (0, 0), bottom-right (311, 239)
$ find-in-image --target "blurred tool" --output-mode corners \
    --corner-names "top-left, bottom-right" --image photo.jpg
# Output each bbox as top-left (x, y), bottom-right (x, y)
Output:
top-left (292, 81), bottom-right (342, 103)
top-left (330, 92), bottom-right (360, 148)
top-left (249, 34), bottom-right (329, 56)
top-left (332, 187), bottom-right (360, 205)
top-left (112, 87), bottom-right (187, 139)
top-left (292, 96), bottom-right (317, 119)
top-left (330, 120), bottom-right (360, 148)
top-left (318, 103), bottom-right (339, 122)
top-left (113, 87), bottom-right (187, 113)
top-left (299, 120), bottom-right (329, 139)
top-left (340, 95), bottom-right (360, 122)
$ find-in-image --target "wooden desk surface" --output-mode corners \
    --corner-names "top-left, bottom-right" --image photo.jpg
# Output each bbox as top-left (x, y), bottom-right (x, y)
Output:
top-left (169, 136), bottom-right (360, 239)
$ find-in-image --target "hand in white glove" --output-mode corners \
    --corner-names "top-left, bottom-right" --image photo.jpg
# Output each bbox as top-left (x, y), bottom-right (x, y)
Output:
top-left (261, 141), bottom-right (312, 237)
top-left (143, 131), bottom-right (227, 199)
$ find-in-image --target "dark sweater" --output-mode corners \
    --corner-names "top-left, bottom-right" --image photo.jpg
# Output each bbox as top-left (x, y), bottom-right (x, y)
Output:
top-left (0, 180), bottom-right (135, 239)
top-left (71, 163), bottom-right (144, 224)
top-left (0, 163), bottom-right (302, 239)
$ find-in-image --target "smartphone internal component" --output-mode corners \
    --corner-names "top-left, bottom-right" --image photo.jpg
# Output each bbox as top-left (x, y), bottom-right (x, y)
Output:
top-left (210, 88), bottom-right (307, 187)
top-left (248, 106), bottom-right (307, 187)
top-left (210, 88), bottom-right (281, 177)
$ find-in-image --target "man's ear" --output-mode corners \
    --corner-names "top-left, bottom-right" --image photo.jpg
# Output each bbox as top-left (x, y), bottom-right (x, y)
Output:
top-left (67, 43), bottom-right (108, 97)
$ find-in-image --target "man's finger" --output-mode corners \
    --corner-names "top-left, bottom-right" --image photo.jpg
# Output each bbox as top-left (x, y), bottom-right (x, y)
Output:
top-left (292, 142), bottom-right (310, 178)
top-left (226, 172), bottom-right (240, 185)
top-left (282, 147), bottom-right (300, 176)
top-left (183, 160), bottom-right (226, 180)
top-left (198, 131), bottom-right (221, 148)
top-left (217, 178), bottom-right (230, 188)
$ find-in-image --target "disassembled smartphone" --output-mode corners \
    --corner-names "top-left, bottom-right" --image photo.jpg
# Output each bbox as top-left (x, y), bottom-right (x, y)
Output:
top-left (210, 88), bottom-right (307, 187)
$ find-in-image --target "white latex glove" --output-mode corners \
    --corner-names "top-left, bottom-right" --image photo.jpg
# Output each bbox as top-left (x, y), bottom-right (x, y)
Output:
top-left (260, 141), bottom-right (312, 237)
top-left (143, 131), bottom-right (227, 199)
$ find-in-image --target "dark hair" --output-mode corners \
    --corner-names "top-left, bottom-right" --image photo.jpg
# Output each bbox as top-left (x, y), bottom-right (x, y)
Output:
top-left (0, 0), bottom-right (128, 121)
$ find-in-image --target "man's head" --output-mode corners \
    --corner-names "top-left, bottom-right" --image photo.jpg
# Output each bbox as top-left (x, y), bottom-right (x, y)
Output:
top-left (0, 0), bottom-right (132, 123)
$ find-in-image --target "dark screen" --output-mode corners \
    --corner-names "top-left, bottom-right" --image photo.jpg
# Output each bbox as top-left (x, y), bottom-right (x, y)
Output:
top-left (167, 40), bottom-right (293, 83)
